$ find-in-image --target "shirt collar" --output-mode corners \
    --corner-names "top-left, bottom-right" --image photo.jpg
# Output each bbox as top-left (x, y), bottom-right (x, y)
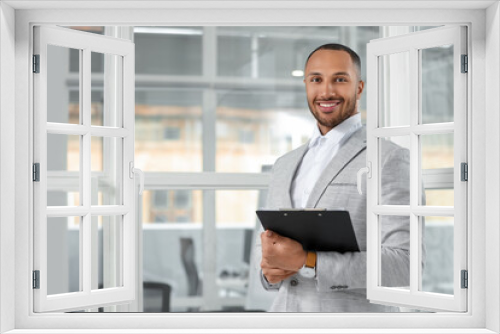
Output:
top-left (308, 113), bottom-right (362, 148)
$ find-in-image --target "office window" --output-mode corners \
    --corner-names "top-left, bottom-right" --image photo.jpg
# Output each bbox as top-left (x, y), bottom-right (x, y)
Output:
top-left (37, 24), bottom-right (463, 315)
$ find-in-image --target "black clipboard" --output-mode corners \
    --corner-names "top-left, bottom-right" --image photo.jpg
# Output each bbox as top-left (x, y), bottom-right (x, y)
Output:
top-left (256, 209), bottom-right (359, 253)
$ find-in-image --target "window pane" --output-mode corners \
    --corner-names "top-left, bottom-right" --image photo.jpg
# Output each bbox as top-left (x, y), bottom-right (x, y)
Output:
top-left (421, 216), bottom-right (454, 295)
top-left (92, 215), bottom-right (123, 290)
top-left (135, 90), bottom-right (203, 172)
top-left (215, 190), bottom-right (260, 310)
top-left (420, 133), bottom-right (454, 206)
top-left (142, 190), bottom-right (203, 312)
top-left (47, 134), bottom-right (81, 206)
top-left (379, 215), bottom-right (410, 291)
top-left (48, 44), bottom-right (80, 124)
top-left (379, 51), bottom-right (410, 127)
top-left (424, 189), bottom-right (454, 207)
top-left (91, 137), bottom-right (123, 206)
top-left (217, 27), bottom-right (342, 79)
top-left (216, 91), bottom-right (313, 172)
top-left (421, 45), bottom-right (454, 124)
top-left (47, 216), bottom-right (81, 295)
top-left (91, 52), bottom-right (123, 127)
top-left (134, 26), bottom-right (203, 76)
top-left (379, 136), bottom-right (410, 206)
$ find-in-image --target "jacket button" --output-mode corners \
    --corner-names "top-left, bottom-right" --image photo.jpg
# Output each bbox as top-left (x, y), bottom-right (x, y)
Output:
top-left (290, 279), bottom-right (298, 286)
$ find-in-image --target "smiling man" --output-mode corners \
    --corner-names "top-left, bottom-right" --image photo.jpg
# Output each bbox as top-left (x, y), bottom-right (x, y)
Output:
top-left (255, 44), bottom-right (412, 312)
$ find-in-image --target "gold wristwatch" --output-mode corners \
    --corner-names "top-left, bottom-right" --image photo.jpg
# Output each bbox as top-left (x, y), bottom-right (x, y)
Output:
top-left (299, 251), bottom-right (316, 278)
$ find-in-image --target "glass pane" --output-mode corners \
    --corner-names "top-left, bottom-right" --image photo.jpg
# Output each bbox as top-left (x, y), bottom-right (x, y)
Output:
top-left (216, 26), bottom-right (379, 81)
top-left (135, 89), bottom-right (203, 172)
top-left (91, 137), bottom-right (123, 205)
top-left (379, 136), bottom-right (410, 205)
top-left (142, 190), bottom-right (203, 312)
top-left (421, 216), bottom-right (454, 294)
top-left (379, 215), bottom-right (410, 290)
top-left (420, 133), bottom-right (454, 206)
top-left (424, 189), bottom-right (454, 207)
top-left (134, 26), bottom-right (203, 76)
top-left (92, 216), bottom-right (123, 290)
top-left (215, 190), bottom-right (260, 310)
top-left (421, 45), bottom-right (454, 124)
top-left (216, 91), bottom-right (313, 173)
top-left (47, 216), bottom-right (81, 295)
top-left (379, 51), bottom-right (410, 127)
top-left (91, 52), bottom-right (123, 127)
top-left (142, 190), bottom-right (202, 224)
top-left (47, 134), bottom-right (81, 206)
top-left (47, 45), bottom-right (80, 124)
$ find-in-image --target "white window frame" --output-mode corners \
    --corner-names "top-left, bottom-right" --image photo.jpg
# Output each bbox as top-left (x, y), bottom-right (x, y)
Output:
top-left (32, 25), bottom-right (136, 312)
top-left (366, 26), bottom-right (467, 312)
top-left (1, 2), bottom-right (499, 333)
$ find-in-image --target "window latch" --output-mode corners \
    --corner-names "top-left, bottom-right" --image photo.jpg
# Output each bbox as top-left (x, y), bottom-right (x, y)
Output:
top-left (129, 162), bottom-right (144, 195)
top-left (357, 162), bottom-right (372, 195)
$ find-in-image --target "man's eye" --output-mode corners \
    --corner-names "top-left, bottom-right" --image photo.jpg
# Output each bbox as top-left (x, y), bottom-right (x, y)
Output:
top-left (311, 77), bottom-right (321, 83)
top-left (336, 77), bottom-right (347, 82)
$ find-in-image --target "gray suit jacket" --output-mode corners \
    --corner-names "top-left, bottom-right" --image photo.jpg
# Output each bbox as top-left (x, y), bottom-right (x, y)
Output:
top-left (254, 126), bottom-right (412, 312)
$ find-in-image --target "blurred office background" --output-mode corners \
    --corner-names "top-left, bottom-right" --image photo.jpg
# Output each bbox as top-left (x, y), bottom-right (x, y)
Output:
top-left (46, 26), bottom-right (453, 312)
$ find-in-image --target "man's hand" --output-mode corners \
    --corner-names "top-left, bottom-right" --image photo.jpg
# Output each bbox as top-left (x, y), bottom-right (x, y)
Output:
top-left (260, 230), bottom-right (307, 284)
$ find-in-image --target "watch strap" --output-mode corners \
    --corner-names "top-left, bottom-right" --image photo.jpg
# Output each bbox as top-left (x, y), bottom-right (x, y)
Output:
top-left (305, 251), bottom-right (316, 268)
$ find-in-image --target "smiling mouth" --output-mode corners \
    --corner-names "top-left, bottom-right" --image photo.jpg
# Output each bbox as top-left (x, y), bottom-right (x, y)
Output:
top-left (317, 101), bottom-right (341, 112)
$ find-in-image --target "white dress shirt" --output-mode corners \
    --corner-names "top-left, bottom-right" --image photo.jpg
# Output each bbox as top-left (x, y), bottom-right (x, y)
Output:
top-left (290, 113), bottom-right (362, 208)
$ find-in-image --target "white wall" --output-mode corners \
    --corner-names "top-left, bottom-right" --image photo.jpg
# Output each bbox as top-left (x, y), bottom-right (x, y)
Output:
top-left (486, 2), bottom-right (500, 333)
top-left (0, 2), bottom-right (16, 333)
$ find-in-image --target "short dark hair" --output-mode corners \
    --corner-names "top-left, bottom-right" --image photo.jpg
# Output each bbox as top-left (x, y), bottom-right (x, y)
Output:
top-left (305, 43), bottom-right (362, 80)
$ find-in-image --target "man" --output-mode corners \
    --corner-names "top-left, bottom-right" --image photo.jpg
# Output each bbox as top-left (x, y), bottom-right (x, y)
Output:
top-left (255, 44), bottom-right (411, 312)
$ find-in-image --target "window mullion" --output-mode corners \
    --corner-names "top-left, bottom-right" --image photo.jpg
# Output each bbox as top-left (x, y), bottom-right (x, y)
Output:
top-left (82, 47), bottom-right (92, 295)
top-left (409, 47), bottom-right (419, 295)
top-left (201, 26), bottom-right (219, 310)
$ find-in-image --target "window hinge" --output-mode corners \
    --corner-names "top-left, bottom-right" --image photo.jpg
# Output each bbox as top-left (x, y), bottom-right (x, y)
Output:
top-left (461, 54), bottom-right (468, 73)
top-left (33, 163), bottom-right (40, 182)
top-left (33, 54), bottom-right (40, 73)
top-left (461, 270), bottom-right (468, 289)
top-left (461, 162), bottom-right (468, 181)
top-left (33, 270), bottom-right (40, 289)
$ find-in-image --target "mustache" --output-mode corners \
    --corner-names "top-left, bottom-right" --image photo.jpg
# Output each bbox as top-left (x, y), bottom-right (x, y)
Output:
top-left (314, 98), bottom-right (343, 102)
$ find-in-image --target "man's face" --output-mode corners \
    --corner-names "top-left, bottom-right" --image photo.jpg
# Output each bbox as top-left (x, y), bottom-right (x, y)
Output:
top-left (304, 50), bottom-right (365, 135)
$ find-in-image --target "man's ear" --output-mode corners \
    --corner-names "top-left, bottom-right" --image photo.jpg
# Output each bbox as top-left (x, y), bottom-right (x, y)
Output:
top-left (356, 80), bottom-right (365, 99)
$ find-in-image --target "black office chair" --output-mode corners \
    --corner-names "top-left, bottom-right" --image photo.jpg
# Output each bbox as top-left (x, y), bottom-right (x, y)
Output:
top-left (180, 237), bottom-right (201, 296)
top-left (143, 281), bottom-right (172, 312)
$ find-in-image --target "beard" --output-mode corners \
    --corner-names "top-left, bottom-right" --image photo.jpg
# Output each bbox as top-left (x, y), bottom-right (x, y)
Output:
top-left (308, 92), bottom-right (358, 130)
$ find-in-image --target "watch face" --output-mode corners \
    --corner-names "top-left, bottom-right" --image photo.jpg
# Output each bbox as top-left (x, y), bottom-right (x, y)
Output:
top-left (299, 266), bottom-right (315, 278)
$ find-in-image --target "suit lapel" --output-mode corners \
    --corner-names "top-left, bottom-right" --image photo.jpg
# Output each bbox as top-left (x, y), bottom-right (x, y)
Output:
top-left (305, 127), bottom-right (367, 208)
top-left (275, 143), bottom-right (309, 208)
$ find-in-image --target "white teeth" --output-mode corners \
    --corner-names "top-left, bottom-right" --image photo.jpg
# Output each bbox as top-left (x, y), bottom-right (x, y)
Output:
top-left (319, 102), bottom-right (339, 107)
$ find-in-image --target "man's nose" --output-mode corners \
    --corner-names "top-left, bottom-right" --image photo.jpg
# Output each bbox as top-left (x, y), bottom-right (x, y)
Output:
top-left (319, 81), bottom-right (336, 99)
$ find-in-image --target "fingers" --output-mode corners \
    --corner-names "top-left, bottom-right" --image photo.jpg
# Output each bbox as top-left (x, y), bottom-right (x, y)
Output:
top-left (262, 268), bottom-right (297, 284)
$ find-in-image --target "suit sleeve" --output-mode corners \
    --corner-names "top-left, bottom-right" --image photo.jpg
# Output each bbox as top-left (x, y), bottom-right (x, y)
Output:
top-left (315, 147), bottom-right (411, 291)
